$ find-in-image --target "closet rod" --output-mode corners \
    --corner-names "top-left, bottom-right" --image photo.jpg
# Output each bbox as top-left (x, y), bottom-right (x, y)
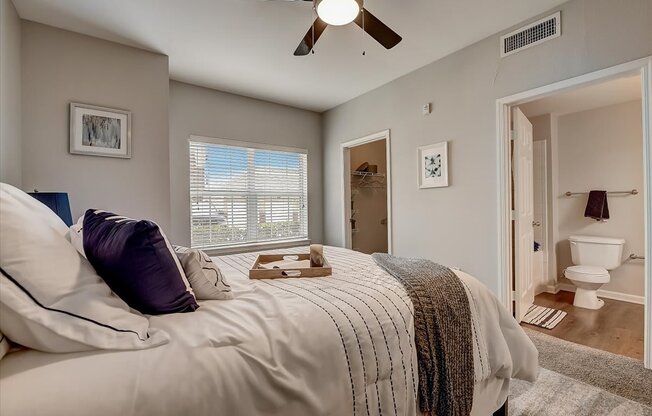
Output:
top-left (564, 189), bottom-right (638, 197)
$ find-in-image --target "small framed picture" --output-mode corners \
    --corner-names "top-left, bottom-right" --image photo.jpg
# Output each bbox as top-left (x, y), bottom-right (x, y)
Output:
top-left (70, 102), bottom-right (131, 158)
top-left (418, 141), bottom-right (448, 188)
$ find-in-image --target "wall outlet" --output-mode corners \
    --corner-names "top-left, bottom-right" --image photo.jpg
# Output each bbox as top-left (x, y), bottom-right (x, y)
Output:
top-left (422, 103), bottom-right (431, 115)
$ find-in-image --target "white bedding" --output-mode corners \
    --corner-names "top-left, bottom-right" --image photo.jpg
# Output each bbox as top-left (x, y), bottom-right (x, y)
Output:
top-left (0, 246), bottom-right (537, 416)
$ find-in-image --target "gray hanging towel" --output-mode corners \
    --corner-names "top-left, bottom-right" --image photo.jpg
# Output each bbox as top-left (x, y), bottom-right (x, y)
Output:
top-left (584, 190), bottom-right (610, 221)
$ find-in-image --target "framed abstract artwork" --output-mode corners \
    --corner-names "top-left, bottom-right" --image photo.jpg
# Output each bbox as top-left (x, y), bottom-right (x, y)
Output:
top-left (417, 141), bottom-right (448, 189)
top-left (70, 102), bottom-right (131, 158)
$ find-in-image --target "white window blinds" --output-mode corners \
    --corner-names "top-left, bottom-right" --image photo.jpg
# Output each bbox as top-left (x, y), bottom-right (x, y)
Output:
top-left (189, 138), bottom-right (308, 249)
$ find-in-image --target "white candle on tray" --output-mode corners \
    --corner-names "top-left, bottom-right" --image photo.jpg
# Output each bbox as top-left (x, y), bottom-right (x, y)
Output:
top-left (310, 244), bottom-right (324, 267)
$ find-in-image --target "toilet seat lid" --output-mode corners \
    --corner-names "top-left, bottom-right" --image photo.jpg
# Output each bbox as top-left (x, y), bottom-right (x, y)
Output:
top-left (565, 265), bottom-right (610, 282)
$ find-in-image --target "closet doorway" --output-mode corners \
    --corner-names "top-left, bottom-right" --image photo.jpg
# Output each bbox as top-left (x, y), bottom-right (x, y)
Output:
top-left (341, 130), bottom-right (392, 254)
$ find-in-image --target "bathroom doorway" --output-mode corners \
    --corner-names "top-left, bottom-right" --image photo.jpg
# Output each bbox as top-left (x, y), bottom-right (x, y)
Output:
top-left (497, 57), bottom-right (652, 368)
top-left (517, 74), bottom-right (645, 360)
top-left (341, 130), bottom-right (392, 254)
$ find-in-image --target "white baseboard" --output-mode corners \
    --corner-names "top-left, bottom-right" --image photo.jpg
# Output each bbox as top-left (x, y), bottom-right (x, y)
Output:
top-left (556, 283), bottom-right (644, 305)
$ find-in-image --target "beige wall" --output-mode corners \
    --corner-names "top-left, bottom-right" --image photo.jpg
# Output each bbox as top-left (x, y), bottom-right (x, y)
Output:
top-left (169, 81), bottom-right (323, 246)
top-left (21, 22), bottom-right (172, 230)
top-left (556, 100), bottom-right (644, 297)
top-left (350, 139), bottom-right (388, 254)
top-left (15, 22), bottom-right (322, 246)
top-left (0, 0), bottom-right (21, 187)
top-left (322, 0), bottom-right (652, 293)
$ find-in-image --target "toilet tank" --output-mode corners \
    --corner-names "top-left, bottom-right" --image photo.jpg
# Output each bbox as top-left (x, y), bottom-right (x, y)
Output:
top-left (568, 235), bottom-right (626, 270)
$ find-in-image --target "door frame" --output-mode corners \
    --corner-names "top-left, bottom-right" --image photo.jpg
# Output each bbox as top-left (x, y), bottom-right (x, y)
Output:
top-left (496, 56), bottom-right (652, 368)
top-left (341, 129), bottom-right (393, 254)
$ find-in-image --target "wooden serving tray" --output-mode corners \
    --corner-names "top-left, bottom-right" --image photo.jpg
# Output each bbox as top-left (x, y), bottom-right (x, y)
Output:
top-left (249, 254), bottom-right (332, 279)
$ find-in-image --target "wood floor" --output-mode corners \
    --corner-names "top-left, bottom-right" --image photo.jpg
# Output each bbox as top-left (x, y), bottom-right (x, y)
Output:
top-left (522, 291), bottom-right (644, 360)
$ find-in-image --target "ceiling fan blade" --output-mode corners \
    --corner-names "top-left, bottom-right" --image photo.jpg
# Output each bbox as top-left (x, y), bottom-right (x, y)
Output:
top-left (354, 8), bottom-right (402, 50)
top-left (294, 18), bottom-right (328, 56)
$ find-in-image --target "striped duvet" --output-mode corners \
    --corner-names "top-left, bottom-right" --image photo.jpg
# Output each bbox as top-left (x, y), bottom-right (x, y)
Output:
top-left (215, 246), bottom-right (536, 416)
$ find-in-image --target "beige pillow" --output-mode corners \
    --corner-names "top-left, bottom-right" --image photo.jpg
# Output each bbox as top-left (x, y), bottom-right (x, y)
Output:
top-left (0, 332), bottom-right (9, 360)
top-left (69, 216), bottom-right (86, 258)
top-left (174, 247), bottom-right (233, 300)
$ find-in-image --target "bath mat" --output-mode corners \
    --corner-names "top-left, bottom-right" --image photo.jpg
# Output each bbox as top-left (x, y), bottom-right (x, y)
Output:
top-left (522, 304), bottom-right (567, 329)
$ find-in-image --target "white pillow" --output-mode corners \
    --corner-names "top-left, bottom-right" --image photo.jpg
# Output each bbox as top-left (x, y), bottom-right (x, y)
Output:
top-left (69, 215), bottom-right (86, 258)
top-left (0, 183), bottom-right (169, 352)
top-left (174, 246), bottom-right (233, 300)
top-left (0, 331), bottom-right (9, 360)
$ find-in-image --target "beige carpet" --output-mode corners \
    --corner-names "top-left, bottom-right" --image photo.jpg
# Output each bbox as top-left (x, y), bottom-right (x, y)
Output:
top-left (509, 328), bottom-right (652, 415)
top-left (510, 368), bottom-right (651, 415)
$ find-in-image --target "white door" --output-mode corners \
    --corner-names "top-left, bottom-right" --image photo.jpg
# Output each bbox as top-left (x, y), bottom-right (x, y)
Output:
top-left (513, 107), bottom-right (535, 321)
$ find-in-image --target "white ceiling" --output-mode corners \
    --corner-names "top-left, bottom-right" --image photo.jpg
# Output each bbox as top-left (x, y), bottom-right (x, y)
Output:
top-left (520, 75), bottom-right (642, 118)
top-left (13, 0), bottom-right (567, 112)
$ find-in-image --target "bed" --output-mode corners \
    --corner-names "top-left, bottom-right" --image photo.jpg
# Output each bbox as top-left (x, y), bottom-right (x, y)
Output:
top-left (0, 246), bottom-right (537, 416)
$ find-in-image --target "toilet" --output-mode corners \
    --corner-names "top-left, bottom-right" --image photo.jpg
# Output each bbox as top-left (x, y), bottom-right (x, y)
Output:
top-left (564, 235), bottom-right (625, 310)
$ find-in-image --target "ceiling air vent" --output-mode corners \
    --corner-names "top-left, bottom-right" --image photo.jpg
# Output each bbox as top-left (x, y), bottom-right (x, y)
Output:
top-left (500, 11), bottom-right (561, 57)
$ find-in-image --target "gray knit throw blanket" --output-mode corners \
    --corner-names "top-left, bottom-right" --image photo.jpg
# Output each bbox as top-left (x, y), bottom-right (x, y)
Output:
top-left (372, 253), bottom-right (474, 416)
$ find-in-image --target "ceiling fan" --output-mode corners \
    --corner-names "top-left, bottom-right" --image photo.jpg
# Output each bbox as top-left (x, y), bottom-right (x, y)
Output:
top-left (269, 0), bottom-right (402, 56)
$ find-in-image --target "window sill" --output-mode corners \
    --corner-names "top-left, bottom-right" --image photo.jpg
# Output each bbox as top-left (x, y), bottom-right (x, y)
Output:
top-left (200, 239), bottom-right (311, 256)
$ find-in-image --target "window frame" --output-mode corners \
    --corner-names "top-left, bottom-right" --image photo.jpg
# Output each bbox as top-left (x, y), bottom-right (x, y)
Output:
top-left (188, 135), bottom-right (310, 254)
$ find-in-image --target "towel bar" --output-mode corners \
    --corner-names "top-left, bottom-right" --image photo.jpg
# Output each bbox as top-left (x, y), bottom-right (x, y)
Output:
top-left (564, 189), bottom-right (638, 197)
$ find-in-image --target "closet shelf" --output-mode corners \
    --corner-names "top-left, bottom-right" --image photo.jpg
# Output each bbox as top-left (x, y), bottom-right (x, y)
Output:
top-left (351, 171), bottom-right (385, 178)
top-left (352, 185), bottom-right (386, 190)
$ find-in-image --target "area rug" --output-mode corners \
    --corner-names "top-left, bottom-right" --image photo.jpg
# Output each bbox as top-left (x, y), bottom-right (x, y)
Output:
top-left (522, 304), bottom-right (566, 329)
top-left (510, 368), bottom-right (651, 415)
top-left (509, 327), bottom-right (652, 415)
top-left (524, 327), bottom-right (652, 405)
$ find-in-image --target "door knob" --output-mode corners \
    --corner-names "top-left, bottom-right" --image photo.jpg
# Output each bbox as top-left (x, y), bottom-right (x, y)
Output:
top-left (532, 221), bottom-right (541, 227)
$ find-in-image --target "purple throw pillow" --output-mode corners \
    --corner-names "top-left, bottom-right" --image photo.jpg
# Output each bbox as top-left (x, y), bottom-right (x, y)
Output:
top-left (83, 210), bottom-right (198, 315)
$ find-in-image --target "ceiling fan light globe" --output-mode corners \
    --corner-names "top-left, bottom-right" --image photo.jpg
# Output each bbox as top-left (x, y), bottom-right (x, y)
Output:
top-left (316, 0), bottom-right (360, 26)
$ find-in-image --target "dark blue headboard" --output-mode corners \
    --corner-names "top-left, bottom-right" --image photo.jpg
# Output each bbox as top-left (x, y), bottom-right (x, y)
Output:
top-left (28, 192), bottom-right (73, 227)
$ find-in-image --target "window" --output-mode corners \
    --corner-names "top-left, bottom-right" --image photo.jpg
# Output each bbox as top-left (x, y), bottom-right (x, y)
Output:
top-left (189, 137), bottom-right (308, 249)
